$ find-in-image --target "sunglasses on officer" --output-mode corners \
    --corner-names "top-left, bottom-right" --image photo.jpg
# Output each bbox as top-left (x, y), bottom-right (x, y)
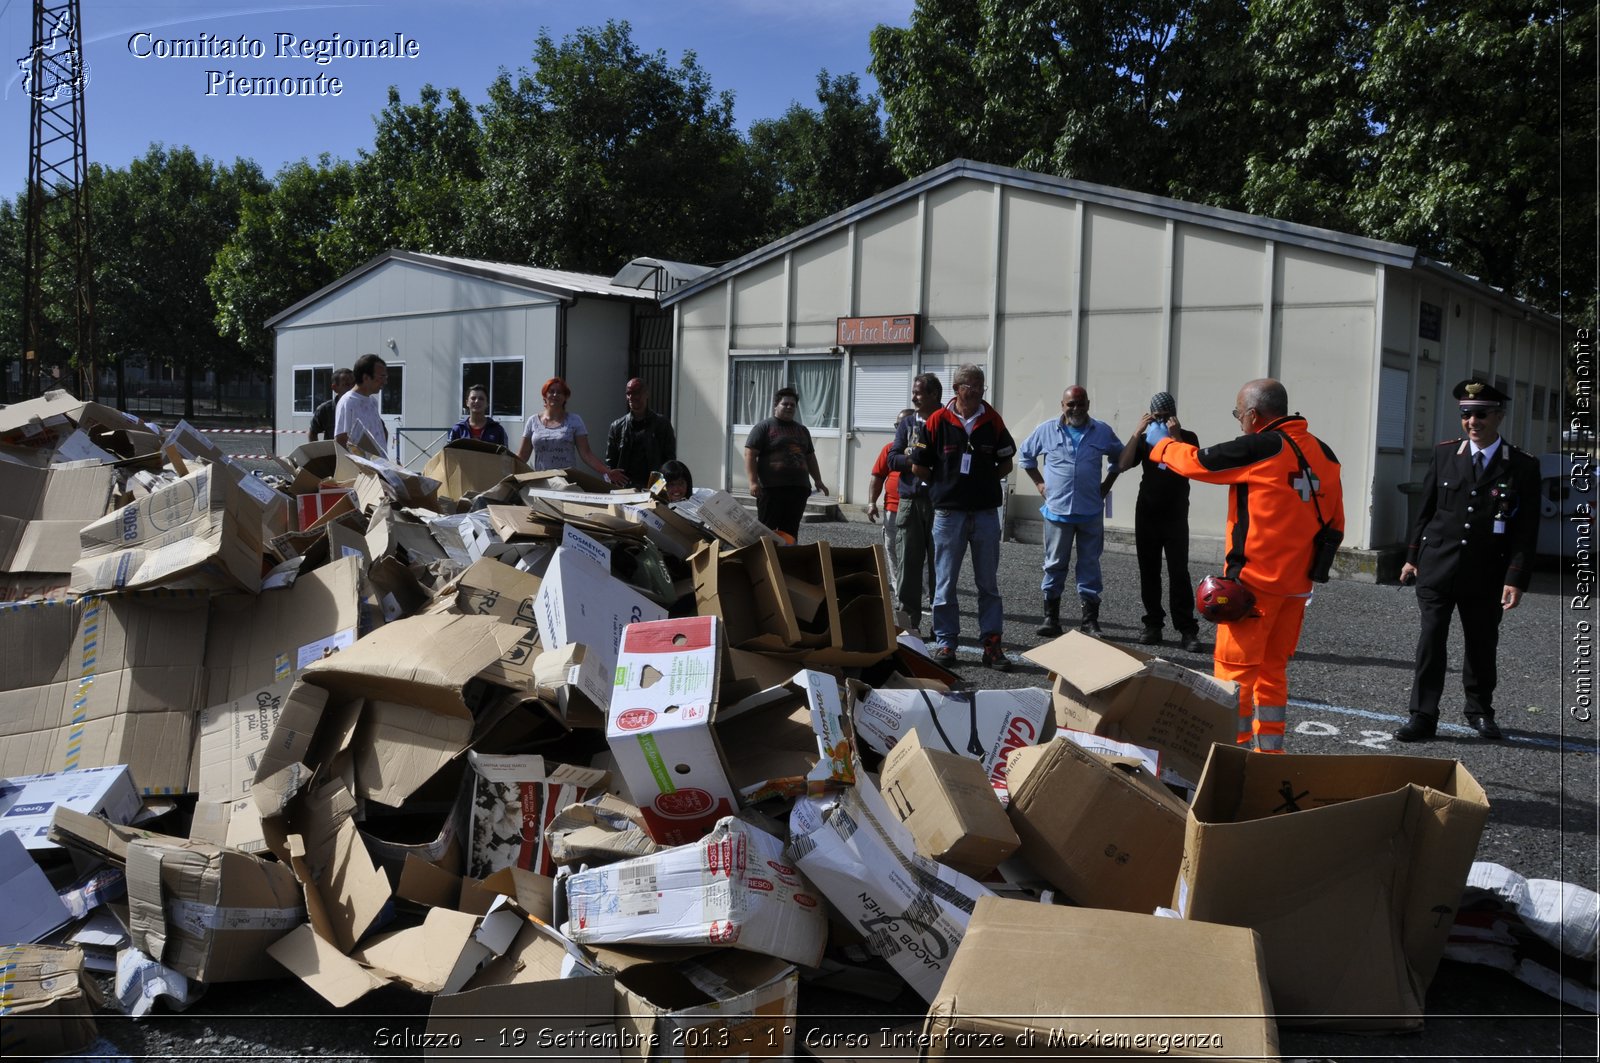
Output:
top-left (1459, 406), bottom-right (1499, 421)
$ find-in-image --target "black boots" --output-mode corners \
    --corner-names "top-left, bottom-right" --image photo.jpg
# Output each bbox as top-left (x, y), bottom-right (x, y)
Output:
top-left (1079, 596), bottom-right (1101, 636)
top-left (1037, 598), bottom-right (1062, 637)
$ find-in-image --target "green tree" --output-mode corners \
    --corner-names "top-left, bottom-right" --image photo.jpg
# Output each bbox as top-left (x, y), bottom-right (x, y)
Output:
top-left (91, 146), bottom-right (267, 417)
top-left (323, 84), bottom-right (486, 267)
top-left (476, 20), bottom-right (761, 271)
top-left (746, 71), bottom-right (905, 245)
top-left (209, 155), bottom-right (355, 370)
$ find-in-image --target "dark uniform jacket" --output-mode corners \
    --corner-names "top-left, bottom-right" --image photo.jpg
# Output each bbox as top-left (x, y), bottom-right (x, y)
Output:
top-left (1406, 438), bottom-right (1540, 594)
top-left (605, 409), bottom-right (677, 489)
top-left (909, 400), bottom-right (1017, 511)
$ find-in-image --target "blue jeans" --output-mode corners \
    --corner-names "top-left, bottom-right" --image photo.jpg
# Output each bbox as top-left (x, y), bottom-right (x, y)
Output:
top-left (1042, 517), bottom-right (1104, 600)
top-left (932, 508), bottom-right (1003, 647)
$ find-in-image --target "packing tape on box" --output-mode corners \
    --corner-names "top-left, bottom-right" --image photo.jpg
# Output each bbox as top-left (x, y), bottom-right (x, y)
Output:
top-left (166, 899), bottom-right (305, 934)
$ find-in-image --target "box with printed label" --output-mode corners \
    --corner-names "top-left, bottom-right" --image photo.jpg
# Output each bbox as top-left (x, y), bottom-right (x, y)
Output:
top-left (853, 686), bottom-right (1052, 802)
top-left (0, 763), bottom-right (141, 849)
top-left (536, 545), bottom-right (667, 683)
top-left (467, 752), bottom-right (609, 879)
top-left (564, 816), bottom-right (826, 969)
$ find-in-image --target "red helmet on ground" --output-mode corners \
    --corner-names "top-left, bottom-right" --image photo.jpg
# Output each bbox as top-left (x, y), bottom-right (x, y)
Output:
top-left (1196, 576), bottom-right (1256, 623)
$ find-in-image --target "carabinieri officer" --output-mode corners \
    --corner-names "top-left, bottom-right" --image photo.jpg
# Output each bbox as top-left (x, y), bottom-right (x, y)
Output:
top-left (1396, 379), bottom-right (1540, 742)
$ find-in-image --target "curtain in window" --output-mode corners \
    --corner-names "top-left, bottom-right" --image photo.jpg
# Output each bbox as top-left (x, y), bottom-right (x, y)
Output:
top-left (734, 360), bottom-right (784, 425)
top-left (792, 360), bottom-right (840, 429)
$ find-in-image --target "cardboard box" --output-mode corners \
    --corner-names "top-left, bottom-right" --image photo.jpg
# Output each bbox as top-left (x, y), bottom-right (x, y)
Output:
top-left (854, 686), bottom-right (1052, 802)
top-left (0, 460), bottom-right (114, 574)
top-left (295, 487), bottom-right (355, 532)
top-left (791, 759), bottom-right (993, 1001)
top-left (423, 439), bottom-right (532, 501)
top-left (606, 616), bottom-right (734, 845)
top-left (533, 642), bottom-right (611, 729)
top-left (455, 556), bottom-right (542, 625)
top-left (691, 540), bottom-right (803, 654)
top-left (426, 976), bottom-right (624, 1060)
top-left (565, 817), bottom-right (827, 969)
top-left (0, 945), bottom-right (101, 1060)
top-left (1022, 630), bottom-right (1238, 785)
top-left (880, 730), bottom-right (1018, 879)
top-left (72, 462), bottom-right (268, 594)
top-left (123, 833), bottom-right (305, 982)
top-left (1175, 744), bottom-right (1490, 1029)
top-left (1004, 738), bottom-right (1188, 915)
top-left (614, 952), bottom-right (799, 1062)
top-left (923, 897), bottom-right (1278, 1059)
top-left (467, 752), bottom-right (609, 879)
top-left (536, 545), bottom-right (667, 683)
top-left (717, 669), bottom-right (856, 804)
top-left (0, 764), bottom-right (141, 849)
top-left (807, 544), bottom-right (896, 667)
top-left (681, 489), bottom-right (779, 548)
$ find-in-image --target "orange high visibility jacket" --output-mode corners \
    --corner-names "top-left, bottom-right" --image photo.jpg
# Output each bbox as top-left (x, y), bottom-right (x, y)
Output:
top-left (1151, 415), bottom-right (1344, 597)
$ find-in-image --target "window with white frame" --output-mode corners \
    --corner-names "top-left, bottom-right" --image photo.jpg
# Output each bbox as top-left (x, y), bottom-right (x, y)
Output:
top-left (380, 363), bottom-right (405, 417)
top-left (461, 359), bottom-right (525, 419)
top-left (731, 355), bottom-right (840, 431)
top-left (292, 365), bottom-right (333, 414)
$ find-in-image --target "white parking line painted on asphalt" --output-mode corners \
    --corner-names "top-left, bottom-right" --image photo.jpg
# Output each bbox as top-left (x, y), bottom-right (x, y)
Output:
top-left (1287, 699), bottom-right (1592, 753)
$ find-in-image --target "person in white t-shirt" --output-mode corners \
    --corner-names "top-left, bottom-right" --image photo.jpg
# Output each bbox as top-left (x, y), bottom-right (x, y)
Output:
top-left (334, 353), bottom-right (389, 453)
top-left (515, 376), bottom-right (626, 483)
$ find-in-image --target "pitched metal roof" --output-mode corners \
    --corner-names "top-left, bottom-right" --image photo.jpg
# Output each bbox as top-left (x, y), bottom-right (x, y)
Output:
top-left (661, 158), bottom-right (1423, 307)
top-left (267, 249), bottom-right (656, 327)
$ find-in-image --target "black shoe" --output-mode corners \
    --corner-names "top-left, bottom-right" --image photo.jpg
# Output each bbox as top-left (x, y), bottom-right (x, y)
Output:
top-left (1139, 626), bottom-right (1161, 646)
top-left (1394, 713), bottom-right (1437, 742)
top-left (1467, 714), bottom-right (1504, 740)
top-left (1180, 632), bottom-right (1203, 653)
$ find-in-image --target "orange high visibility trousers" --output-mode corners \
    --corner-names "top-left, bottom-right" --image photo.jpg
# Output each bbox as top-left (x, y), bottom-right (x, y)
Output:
top-left (1213, 591), bottom-right (1309, 753)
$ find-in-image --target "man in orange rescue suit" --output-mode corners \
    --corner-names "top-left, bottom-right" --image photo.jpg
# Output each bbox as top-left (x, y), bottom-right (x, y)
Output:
top-left (1151, 378), bottom-right (1344, 752)
top-left (1394, 379), bottom-right (1540, 742)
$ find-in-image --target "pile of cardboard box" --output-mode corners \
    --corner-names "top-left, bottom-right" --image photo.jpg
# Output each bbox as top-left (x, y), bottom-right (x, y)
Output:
top-left (0, 393), bottom-right (1493, 1060)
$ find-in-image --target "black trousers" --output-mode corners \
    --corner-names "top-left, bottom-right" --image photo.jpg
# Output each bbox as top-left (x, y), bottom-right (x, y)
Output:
top-left (757, 484), bottom-right (810, 539)
top-left (1134, 503), bottom-right (1197, 634)
top-left (1408, 584), bottom-right (1504, 719)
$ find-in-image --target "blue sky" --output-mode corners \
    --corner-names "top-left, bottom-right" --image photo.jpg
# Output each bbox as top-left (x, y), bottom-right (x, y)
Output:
top-left (0, 0), bottom-right (916, 195)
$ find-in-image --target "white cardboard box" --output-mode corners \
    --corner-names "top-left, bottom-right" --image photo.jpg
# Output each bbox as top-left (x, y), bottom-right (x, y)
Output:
top-left (564, 816), bottom-right (827, 969)
top-left (535, 546), bottom-right (667, 683)
top-left (853, 687), bottom-right (1052, 802)
top-left (0, 764), bottom-right (141, 849)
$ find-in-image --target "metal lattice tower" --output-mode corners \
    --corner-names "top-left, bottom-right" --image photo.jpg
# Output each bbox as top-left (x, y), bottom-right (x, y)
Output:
top-left (19, 0), bottom-right (92, 399)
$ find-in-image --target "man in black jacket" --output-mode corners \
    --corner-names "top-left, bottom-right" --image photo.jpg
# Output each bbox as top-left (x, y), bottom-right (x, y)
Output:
top-left (887, 373), bottom-right (941, 632)
top-left (605, 378), bottom-right (677, 489)
top-left (1396, 379), bottom-right (1541, 742)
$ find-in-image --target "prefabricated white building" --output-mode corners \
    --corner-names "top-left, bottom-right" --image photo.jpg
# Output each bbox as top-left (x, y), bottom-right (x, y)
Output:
top-left (268, 250), bottom-right (665, 465)
top-left (661, 160), bottom-right (1567, 559)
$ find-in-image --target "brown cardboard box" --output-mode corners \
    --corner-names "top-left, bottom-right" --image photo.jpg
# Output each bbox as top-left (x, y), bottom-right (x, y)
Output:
top-left (122, 832), bottom-right (305, 982)
top-left (691, 540), bottom-right (802, 653)
top-left (923, 897), bottom-right (1278, 1059)
top-left (72, 462), bottom-right (268, 594)
top-left (613, 952), bottom-right (800, 1063)
top-left (455, 557), bottom-right (542, 625)
top-left (1175, 744), bottom-right (1489, 1030)
top-left (0, 945), bottom-right (102, 1059)
top-left (880, 730), bottom-right (1019, 879)
top-left (809, 544), bottom-right (896, 667)
top-left (1022, 630), bottom-right (1238, 785)
top-left (1004, 738), bottom-right (1187, 915)
top-left (423, 439), bottom-right (531, 501)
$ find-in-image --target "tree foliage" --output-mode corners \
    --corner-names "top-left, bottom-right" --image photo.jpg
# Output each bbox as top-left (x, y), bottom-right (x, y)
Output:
top-left (208, 155), bottom-right (355, 369)
top-left (746, 72), bottom-right (904, 245)
top-left (475, 20), bottom-right (761, 271)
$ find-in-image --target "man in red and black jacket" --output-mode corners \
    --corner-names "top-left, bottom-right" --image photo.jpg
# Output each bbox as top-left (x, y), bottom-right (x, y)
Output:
top-left (909, 363), bottom-right (1018, 671)
top-left (1152, 378), bottom-right (1344, 752)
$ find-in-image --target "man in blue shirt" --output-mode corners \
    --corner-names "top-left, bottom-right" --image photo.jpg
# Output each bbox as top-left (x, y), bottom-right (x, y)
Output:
top-left (1019, 385), bottom-right (1123, 636)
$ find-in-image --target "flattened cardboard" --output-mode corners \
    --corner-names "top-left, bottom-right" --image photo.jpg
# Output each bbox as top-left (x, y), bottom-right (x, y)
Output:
top-left (0, 829), bottom-right (74, 943)
top-left (0, 460), bottom-right (114, 574)
top-left (455, 557), bottom-right (542, 625)
top-left (267, 922), bottom-right (391, 1007)
top-left (1176, 745), bottom-right (1490, 1030)
top-left (0, 595), bottom-right (208, 793)
top-left (72, 462), bottom-right (267, 593)
top-left (300, 613), bottom-right (508, 807)
top-left (289, 780), bottom-right (392, 952)
top-left (880, 731), bottom-right (1018, 879)
top-left (565, 817), bottom-right (827, 969)
top-left (0, 764), bottom-right (141, 849)
top-left (923, 897), bottom-right (1278, 1059)
top-left (1022, 630), bottom-right (1238, 784)
top-left (1004, 738), bottom-right (1187, 915)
